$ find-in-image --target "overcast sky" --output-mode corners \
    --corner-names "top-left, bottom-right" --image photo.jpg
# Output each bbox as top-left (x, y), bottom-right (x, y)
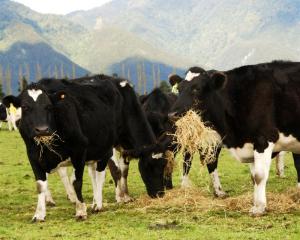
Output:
top-left (12, 0), bottom-right (112, 14)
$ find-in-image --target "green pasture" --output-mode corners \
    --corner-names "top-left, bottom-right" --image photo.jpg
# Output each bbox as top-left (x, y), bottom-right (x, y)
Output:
top-left (0, 126), bottom-right (299, 240)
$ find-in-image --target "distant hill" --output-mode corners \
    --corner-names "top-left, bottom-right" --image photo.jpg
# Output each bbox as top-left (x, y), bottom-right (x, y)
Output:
top-left (110, 57), bottom-right (185, 93)
top-left (68, 0), bottom-right (300, 70)
top-left (0, 0), bottom-right (190, 94)
top-left (0, 42), bottom-right (89, 94)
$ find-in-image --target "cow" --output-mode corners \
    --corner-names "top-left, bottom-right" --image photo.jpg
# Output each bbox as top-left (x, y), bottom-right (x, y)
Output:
top-left (169, 61), bottom-right (300, 216)
top-left (139, 87), bottom-right (227, 197)
top-left (3, 77), bottom-right (166, 221)
top-left (0, 102), bottom-right (7, 129)
top-left (0, 102), bottom-right (21, 131)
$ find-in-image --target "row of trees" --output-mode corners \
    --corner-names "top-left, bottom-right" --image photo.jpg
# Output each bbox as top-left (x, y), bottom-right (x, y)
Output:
top-left (0, 62), bottom-right (174, 99)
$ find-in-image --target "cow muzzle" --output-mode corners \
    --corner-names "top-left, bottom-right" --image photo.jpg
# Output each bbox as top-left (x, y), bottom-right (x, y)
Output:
top-left (35, 125), bottom-right (50, 136)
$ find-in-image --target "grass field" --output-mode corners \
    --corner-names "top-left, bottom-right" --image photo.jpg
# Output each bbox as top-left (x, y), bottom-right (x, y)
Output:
top-left (0, 127), bottom-right (300, 240)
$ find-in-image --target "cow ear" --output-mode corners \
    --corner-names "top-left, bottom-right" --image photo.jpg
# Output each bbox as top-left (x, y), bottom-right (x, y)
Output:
top-left (2, 95), bottom-right (21, 108)
top-left (168, 74), bottom-right (183, 86)
top-left (210, 72), bottom-right (227, 90)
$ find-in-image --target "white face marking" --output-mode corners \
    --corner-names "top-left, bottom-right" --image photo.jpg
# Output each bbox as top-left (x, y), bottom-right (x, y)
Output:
top-left (120, 80), bottom-right (128, 87)
top-left (28, 89), bottom-right (43, 102)
top-left (185, 71), bottom-right (200, 81)
top-left (152, 153), bottom-right (163, 159)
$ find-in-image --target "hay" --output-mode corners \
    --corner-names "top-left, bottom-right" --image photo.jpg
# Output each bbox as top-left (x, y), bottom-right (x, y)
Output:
top-left (164, 150), bottom-right (176, 176)
top-left (172, 110), bottom-right (222, 164)
top-left (34, 132), bottom-right (63, 160)
top-left (131, 187), bottom-right (300, 214)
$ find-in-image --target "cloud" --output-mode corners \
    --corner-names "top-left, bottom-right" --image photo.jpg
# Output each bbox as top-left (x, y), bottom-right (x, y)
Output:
top-left (12, 0), bottom-right (112, 14)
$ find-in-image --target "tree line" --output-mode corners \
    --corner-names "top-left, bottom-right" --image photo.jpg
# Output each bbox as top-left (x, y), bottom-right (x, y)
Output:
top-left (0, 61), bottom-right (174, 100)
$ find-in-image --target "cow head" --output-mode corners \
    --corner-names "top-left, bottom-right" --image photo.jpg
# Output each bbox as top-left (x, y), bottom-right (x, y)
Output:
top-left (170, 67), bottom-right (227, 116)
top-left (139, 154), bottom-right (167, 198)
top-left (3, 86), bottom-right (56, 139)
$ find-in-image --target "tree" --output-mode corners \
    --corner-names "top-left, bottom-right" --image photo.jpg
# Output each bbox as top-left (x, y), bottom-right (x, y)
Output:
top-left (36, 62), bottom-right (42, 81)
top-left (18, 76), bottom-right (28, 93)
top-left (159, 81), bottom-right (171, 94)
top-left (5, 65), bottom-right (12, 95)
top-left (0, 65), bottom-right (3, 93)
top-left (157, 64), bottom-right (161, 87)
top-left (152, 63), bottom-right (156, 89)
top-left (0, 84), bottom-right (4, 100)
top-left (72, 63), bottom-right (76, 79)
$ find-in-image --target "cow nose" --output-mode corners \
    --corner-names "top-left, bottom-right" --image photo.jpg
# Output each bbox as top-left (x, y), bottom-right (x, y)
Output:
top-left (35, 126), bottom-right (50, 135)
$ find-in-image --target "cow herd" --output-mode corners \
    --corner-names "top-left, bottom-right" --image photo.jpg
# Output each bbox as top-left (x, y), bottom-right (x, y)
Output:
top-left (1, 60), bottom-right (300, 221)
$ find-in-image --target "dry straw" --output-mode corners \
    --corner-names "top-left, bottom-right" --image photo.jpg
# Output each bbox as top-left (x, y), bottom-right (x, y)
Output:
top-left (34, 132), bottom-right (63, 160)
top-left (132, 187), bottom-right (300, 214)
top-left (172, 110), bottom-right (222, 164)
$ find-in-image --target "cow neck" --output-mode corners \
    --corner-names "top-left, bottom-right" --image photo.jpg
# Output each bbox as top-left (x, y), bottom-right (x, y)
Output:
top-left (120, 86), bottom-right (156, 148)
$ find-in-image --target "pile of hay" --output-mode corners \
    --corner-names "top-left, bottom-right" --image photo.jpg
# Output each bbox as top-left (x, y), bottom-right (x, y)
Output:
top-left (34, 132), bottom-right (63, 160)
top-left (172, 110), bottom-right (222, 164)
top-left (132, 187), bottom-right (300, 214)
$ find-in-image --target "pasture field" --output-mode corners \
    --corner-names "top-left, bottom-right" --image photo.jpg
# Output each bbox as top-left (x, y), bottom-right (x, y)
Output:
top-left (0, 127), bottom-right (300, 240)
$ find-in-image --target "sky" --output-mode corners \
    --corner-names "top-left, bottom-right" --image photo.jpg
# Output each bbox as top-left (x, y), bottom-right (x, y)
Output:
top-left (12, 0), bottom-right (112, 14)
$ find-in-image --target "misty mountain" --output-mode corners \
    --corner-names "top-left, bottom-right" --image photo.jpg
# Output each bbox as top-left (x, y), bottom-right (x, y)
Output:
top-left (0, 42), bottom-right (89, 94)
top-left (68, 0), bottom-right (300, 70)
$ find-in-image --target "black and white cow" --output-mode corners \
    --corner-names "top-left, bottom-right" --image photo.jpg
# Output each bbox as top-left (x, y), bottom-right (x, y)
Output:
top-left (139, 87), bottom-right (227, 197)
top-left (0, 103), bottom-right (7, 129)
top-left (169, 61), bottom-right (300, 216)
top-left (0, 102), bottom-right (21, 131)
top-left (3, 77), bottom-right (166, 221)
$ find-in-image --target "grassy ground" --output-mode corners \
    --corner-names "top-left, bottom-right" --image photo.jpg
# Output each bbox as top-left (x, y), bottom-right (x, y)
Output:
top-left (0, 126), bottom-right (300, 240)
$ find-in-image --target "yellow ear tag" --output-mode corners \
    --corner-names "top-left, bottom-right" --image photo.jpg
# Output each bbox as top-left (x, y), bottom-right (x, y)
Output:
top-left (60, 94), bottom-right (65, 99)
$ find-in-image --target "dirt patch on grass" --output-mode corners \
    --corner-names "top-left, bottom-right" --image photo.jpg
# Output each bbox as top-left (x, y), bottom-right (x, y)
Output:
top-left (132, 188), bottom-right (300, 214)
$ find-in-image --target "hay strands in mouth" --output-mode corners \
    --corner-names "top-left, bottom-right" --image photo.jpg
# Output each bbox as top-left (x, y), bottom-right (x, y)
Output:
top-left (34, 132), bottom-right (64, 160)
top-left (171, 110), bottom-right (222, 165)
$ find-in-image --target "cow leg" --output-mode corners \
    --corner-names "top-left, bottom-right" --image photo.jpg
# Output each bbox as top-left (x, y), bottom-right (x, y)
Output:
top-left (111, 149), bottom-right (133, 203)
top-left (250, 143), bottom-right (274, 216)
top-left (181, 152), bottom-right (192, 188)
top-left (275, 151), bottom-right (285, 178)
top-left (45, 173), bottom-right (55, 206)
top-left (70, 152), bottom-right (87, 220)
top-left (28, 157), bottom-right (48, 222)
top-left (87, 162), bottom-right (97, 208)
top-left (292, 153), bottom-right (300, 188)
top-left (206, 149), bottom-right (227, 198)
top-left (57, 166), bottom-right (77, 203)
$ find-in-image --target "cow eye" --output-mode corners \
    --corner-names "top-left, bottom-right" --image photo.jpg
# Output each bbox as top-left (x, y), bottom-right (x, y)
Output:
top-left (21, 105), bottom-right (30, 112)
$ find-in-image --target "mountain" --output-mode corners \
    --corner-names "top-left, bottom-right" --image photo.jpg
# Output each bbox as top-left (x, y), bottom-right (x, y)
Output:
top-left (110, 56), bottom-right (185, 93)
top-left (0, 42), bottom-right (89, 94)
top-left (0, 0), bottom-right (189, 94)
top-left (68, 0), bottom-right (300, 70)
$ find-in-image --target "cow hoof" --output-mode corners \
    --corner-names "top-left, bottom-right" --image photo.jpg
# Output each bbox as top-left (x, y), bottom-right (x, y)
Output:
top-left (76, 215), bottom-right (87, 221)
top-left (249, 206), bottom-right (266, 217)
top-left (76, 202), bottom-right (87, 220)
top-left (181, 178), bottom-right (193, 188)
top-left (46, 200), bottom-right (56, 207)
top-left (91, 203), bottom-right (103, 213)
top-left (214, 190), bottom-right (228, 199)
top-left (116, 195), bottom-right (134, 203)
top-left (32, 215), bottom-right (45, 223)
